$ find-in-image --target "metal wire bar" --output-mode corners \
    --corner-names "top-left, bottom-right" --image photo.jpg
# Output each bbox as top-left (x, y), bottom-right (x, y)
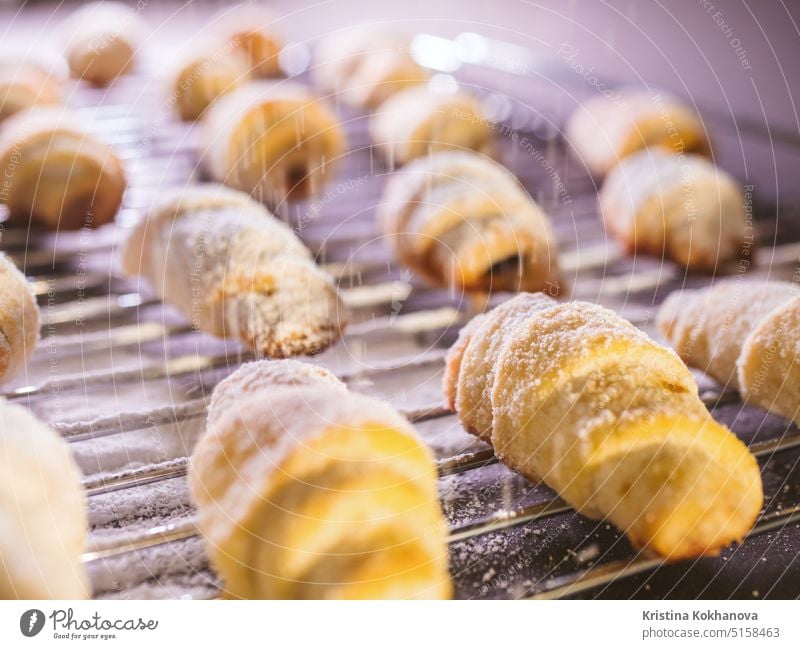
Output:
top-left (30, 279), bottom-right (412, 335)
top-left (79, 423), bottom-right (800, 572)
top-left (23, 233), bottom-right (800, 338)
top-left (33, 305), bottom-right (462, 365)
top-left (72, 384), bottom-right (747, 494)
top-left (81, 403), bottom-right (455, 497)
top-left (529, 504), bottom-right (800, 600)
top-left (4, 346), bottom-right (449, 401)
top-left (80, 471), bottom-right (800, 589)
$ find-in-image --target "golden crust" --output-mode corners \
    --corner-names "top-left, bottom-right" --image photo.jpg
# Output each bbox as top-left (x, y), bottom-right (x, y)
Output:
top-left (659, 280), bottom-right (800, 426)
top-left (371, 86), bottom-right (494, 165)
top-left (455, 293), bottom-right (557, 439)
top-left (0, 254), bottom-right (40, 384)
top-left (448, 294), bottom-right (763, 559)
top-left (61, 1), bottom-right (145, 87)
top-left (379, 151), bottom-right (560, 293)
top-left (171, 47), bottom-right (250, 121)
top-left (442, 312), bottom-right (487, 411)
top-left (190, 362), bottom-right (451, 599)
top-left (739, 295), bottom-right (800, 423)
top-left (211, 4), bottom-right (284, 78)
top-left (0, 61), bottom-right (61, 122)
top-left (124, 184), bottom-right (346, 358)
top-left (599, 150), bottom-right (747, 271)
top-left (0, 399), bottom-right (89, 598)
top-left (0, 108), bottom-right (126, 229)
top-left (658, 280), bottom-right (800, 390)
top-left (202, 81), bottom-right (346, 204)
top-left (566, 90), bottom-right (710, 177)
top-left (208, 359), bottom-right (345, 428)
top-left (314, 28), bottom-right (427, 108)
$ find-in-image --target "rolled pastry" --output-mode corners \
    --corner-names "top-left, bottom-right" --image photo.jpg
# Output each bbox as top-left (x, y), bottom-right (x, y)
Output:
top-left (123, 184), bottom-right (346, 358)
top-left (444, 293), bottom-right (763, 560)
top-left (208, 358), bottom-right (346, 418)
top-left (61, 1), bottom-right (146, 87)
top-left (0, 254), bottom-right (40, 384)
top-left (371, 85), bottom-right (494, 165)
top-left (0, 56), bottom-right (62, 122)
top-left (379, 151), bottom-right (560, 293)
top-left (0, 398), bottom-right (89, 598)
top-left (0, 108), bottom-right (126, 229)
top-left (314, 28), bottom-right (427, 109)
top-left (658, 280), bottom-right (800, 424)
top-left (599, 149), bottom-right (747, 271)
top-left (567, 90), bottom-right (710, 177)
top-left (171, 46), bottom-right (249, 121)
top-left (212, 3), bottom-right (283, 78)
top-left (442, 311), bottom-right (486, 411)
top-left (190, 359), bottom-right (451, 599)
top-left (202, 81), bottom-right (346, 204)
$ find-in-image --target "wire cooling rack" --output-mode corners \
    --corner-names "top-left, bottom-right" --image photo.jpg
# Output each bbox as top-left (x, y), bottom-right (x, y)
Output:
top-left (1, 24), bottom-right (800, 599)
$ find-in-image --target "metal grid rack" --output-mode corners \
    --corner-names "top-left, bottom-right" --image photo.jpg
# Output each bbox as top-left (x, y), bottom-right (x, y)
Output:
top-left (2, 31), bottom-right (800, 600)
